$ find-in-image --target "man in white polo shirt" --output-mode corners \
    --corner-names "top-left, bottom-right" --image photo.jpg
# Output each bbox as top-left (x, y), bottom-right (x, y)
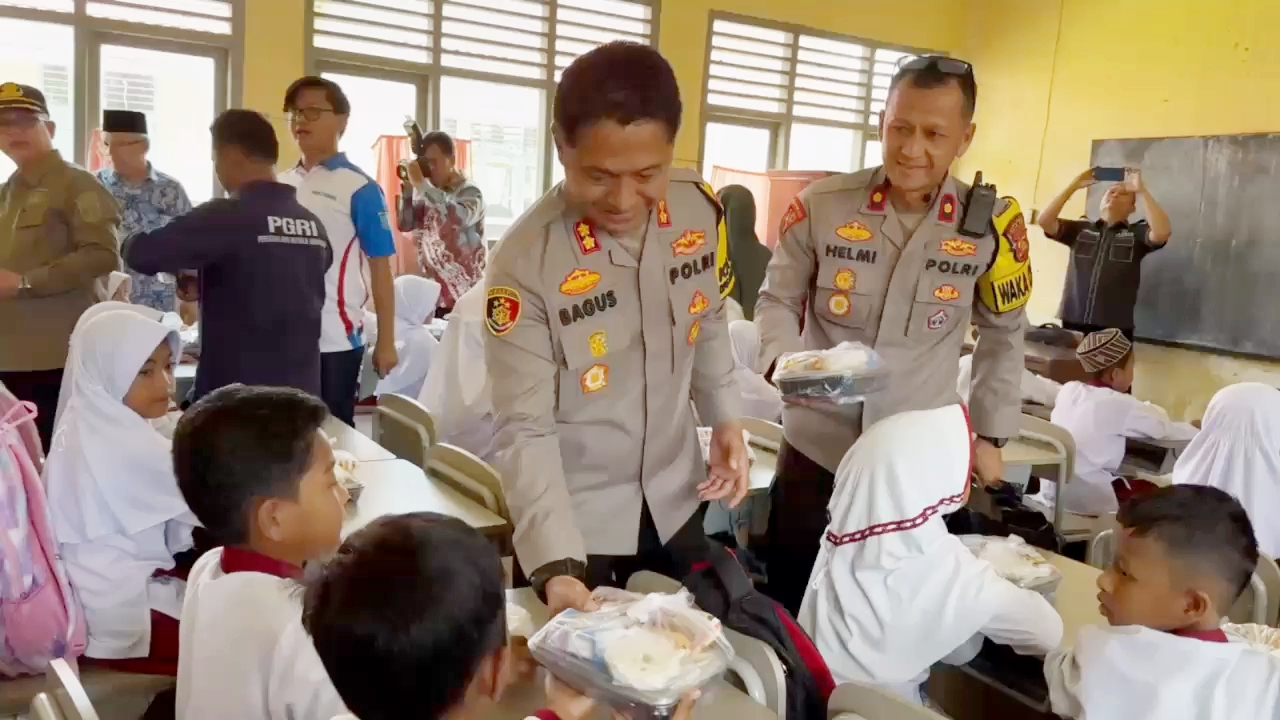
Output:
top-left (279, 76), bottom-right (398, 425)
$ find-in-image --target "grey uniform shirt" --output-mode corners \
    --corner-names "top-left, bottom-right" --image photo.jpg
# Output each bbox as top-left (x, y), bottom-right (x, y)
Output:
top-left (756, 167), bottom-right (1028, 473)
top-left (484, 169), bottom-right (741, 573)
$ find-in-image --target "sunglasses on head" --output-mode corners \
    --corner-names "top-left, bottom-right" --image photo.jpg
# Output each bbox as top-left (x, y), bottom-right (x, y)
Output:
top-left (897, 55), bottom-right (974, 77)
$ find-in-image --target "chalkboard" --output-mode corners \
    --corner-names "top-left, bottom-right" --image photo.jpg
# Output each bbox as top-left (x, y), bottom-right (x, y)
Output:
top-left (1090, 135), bottom-right (1280, 358)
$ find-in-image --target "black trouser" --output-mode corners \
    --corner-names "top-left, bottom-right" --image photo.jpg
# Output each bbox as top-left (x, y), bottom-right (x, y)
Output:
top-left (1061, 321), bottom-right (1134, 341)
top-left (761, 439), bottom-right (836, 615)
top-left (0, 368), bottom-right (63, 451)
top-left (513, 502), bottom-right (712, 591)
top-left (320, 347), bottom-right (365, 426)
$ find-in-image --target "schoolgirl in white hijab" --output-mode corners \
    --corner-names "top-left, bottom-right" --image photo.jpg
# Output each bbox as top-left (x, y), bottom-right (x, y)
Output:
top-left (374, 276), bottom-right (442, 399)
top-left (1173, 382), bottom-right (1280, 558)
top-left (729, 320), bottom-right (782, 422)
top-left (799, 404), bottom-right (1064, 703)
top-left (45, 310), bottom-right (197, 664)
top-left (418, 284), bottom-right (496, 463)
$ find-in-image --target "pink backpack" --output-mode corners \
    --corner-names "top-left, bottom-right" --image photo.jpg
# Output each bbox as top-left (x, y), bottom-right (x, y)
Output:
top-left (0, 397), bottom-right (86, 676)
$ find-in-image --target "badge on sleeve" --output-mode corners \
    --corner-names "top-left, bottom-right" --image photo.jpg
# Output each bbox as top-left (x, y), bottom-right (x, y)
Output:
top-left (671, 230), bottom-right (706, 257)
top-left (656, 200), bottom-right (672, 228)
top-left (588, 331), bottom-right (608, 358)
top-left (485, 286), bottom-right (522, 336)
top-left (687, 320), bottom-right (702, 346)
top-left (926, 308), bottom-right (949, 331)
top-left (977, 196), bottom-right (1033, 313)
top-left (559, 268), bottom-right (601, 296)
top-left (379, 211), bottom-right (390, 230)
top-left (937, 193), bottom-right (957, 224)
top-left (574, 221), bottom-right (601, 255)
top-left (779, 197), bottom-right (807, 236)
top-left (688, 290), bottom-right (709, 315)
top-left (1003, 210), bottom-right (1030, 263)
top-left (75, 191), bottom-right (104, 223)
top-left (581, 364), bottom-right (609, 393)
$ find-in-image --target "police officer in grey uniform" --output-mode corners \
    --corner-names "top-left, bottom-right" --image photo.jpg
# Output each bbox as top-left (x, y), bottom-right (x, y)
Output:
top-left (1037, 168), bottom-right (1172, 340)
top-left (756, 57), bottom-right (1031, 612)
top-left (485, 42), bottom-right (749, 616)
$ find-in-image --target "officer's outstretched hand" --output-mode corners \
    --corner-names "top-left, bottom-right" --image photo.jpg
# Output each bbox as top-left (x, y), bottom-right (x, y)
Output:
top-left (701, 419), bottom-right (750, 509)
top-left (545, 575), bottom-right (598, 618)
top-left (972, 437), bottom-right (1004, 488)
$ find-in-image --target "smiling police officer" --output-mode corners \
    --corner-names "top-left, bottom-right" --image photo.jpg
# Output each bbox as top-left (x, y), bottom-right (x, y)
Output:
top-left (485, 42), bottom-right (749, 616)
top-left (755, 56), bottom-right (1030, 613)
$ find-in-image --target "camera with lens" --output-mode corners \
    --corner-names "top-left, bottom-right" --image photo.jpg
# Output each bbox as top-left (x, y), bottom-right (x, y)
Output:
top-left (397, 116), bottom-right (429, 233)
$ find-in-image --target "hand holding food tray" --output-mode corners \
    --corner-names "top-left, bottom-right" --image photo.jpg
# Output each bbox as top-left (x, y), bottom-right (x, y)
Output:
top-left (527, 588), bottom-right (734, 719)
top-left (772, 341), bottom-right (888, 409)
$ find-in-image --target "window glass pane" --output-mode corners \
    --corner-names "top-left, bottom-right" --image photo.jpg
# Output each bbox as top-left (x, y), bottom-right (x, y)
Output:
top-left (862, 139), bottom-right (883, 170)
top-left (787, 123), bottom-right (858, 173)
top-left (321, 72), bottom-right (418, 180)
top-left (702, 122), bottom-right (770, 175)
top-left (439, 76), bottom-right (544, 243)
top-left (87, 0), bottom-right (234, 34)
top-left (99, 45), bottom-right (218, 202)
top-left (0, 18), bottom-right (75, 180)
top-left (0, 0), bottom-right (73, 9)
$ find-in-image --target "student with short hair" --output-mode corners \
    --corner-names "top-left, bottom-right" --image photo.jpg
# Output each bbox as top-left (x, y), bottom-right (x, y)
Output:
top-left (799, 404), bottom-right (1063, 704)
top-left (124, 109), bottom-right (333, 401)
top-left (1047, 328), bottom-right (1198, 515)
top-left (173, 384), bottom-right (348, 720)
top-left (45, 310), bottom-right (196, 674)
top-left (1046, 485), bottom-right (1280, 719)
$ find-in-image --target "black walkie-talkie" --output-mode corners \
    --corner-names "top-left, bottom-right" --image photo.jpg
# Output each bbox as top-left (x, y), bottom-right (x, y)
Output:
top-left (959, 171), bottom-right (998, 238)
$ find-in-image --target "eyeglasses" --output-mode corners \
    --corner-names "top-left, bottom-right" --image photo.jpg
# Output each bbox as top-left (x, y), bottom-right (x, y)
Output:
top-left (897, 55), bottom-right (974, 77)
top-left (287, 107), bottom-right (335, 122)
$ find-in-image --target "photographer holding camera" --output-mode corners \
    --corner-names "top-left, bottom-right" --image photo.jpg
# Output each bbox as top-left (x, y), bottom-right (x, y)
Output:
top-left (399, 129), bottom-right (485, 316)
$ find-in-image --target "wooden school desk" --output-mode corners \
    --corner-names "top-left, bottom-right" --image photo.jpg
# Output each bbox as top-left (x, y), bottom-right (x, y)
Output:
top-left (495, 589), bottom-right (778, 720)
top-left (323, 415), bottom-right (397, 462)
top-left (342, 458), bottom-right (508, 541)
top-left (927, 553), bottom-right (1104, 720)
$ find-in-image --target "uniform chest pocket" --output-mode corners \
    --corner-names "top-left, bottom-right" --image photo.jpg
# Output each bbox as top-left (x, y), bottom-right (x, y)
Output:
top-left (15, 205), bottom-right (47, 229)
top-left (13, 205), bottom-right (70, 261)
top-left (1074, 232), bottom-right (1099, 260)
top-left (558, 316), bottom-right (630, 371)
top-left (1109, 233), bottom-right (1136, 263)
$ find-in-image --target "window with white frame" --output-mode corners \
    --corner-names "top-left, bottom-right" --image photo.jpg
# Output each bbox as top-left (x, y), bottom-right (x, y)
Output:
top-left (310, 0), bottom-right (655, 243)
top-left (0, 0), bottom-right (236, 198)
top-left (700, 14), bottom-right (928, 177)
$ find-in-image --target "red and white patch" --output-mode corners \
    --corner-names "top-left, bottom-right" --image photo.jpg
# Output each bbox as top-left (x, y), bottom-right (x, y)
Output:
top-left (926, 308), bottom-right (949, 331)
top-left (937, 193), bottom-right (957, 223)
top-left (779, 197), bottom-right (807, 236)
top-left (1004, 212), bottom-right (1030, 263)
top-left (485, 286), bottom-right (522, 336)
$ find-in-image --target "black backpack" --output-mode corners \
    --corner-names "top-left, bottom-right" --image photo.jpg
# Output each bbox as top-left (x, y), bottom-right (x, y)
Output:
top-left (681, 544), bottom-right (834, 720)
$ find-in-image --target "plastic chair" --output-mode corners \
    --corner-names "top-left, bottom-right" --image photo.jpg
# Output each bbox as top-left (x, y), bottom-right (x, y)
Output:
top-left (1255, 554), bottom-right (1280, 626)
top-left (1019, 414), bottom-right (1106, 542)
top-left (30, 692), bottom-right (62, 720)
top-left (741, 417), bottom-right (783, 453)
top-left (46, 658), bottom-right (101, 720)
top-left (827, 682), bottom-right (948, 719)
top-left (625, 572), bottom-right (785, 718)
top-left (427, 442), bottom-right (508, 521)
top-left (374, 393), bottom-right (436, 468)
top-left (1087, 528), bottom-right (1116, 570)
top-left (1227, 554), bottom-right (1280, 626)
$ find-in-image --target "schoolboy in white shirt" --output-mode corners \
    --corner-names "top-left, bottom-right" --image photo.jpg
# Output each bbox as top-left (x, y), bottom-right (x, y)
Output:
top-left (173, 385), bottom-right (349, 719)
top-left (1047, 328), bottom-right (1198, 515)
top-left (1046, 485), bottom-right (1280, 719)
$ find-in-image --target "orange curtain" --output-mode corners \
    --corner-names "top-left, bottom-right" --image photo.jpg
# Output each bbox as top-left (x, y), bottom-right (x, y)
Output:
top-left (87, 128), bottom-right (110, 173)
top-left (709, 167), bottom-right (831, 249)
top-left (371, 135), bottom-right (473, 276)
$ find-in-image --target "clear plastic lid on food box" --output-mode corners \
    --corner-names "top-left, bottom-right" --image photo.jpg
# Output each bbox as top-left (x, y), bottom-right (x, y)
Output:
top-left (772, 341), bottom-right (889, 407)
top-left (527, 587), bottom-right (734, 718)
top-left (959, 534), bottom-right (1064, 599)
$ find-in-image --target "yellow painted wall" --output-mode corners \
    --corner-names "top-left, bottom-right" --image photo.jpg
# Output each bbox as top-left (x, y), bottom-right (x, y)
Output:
top-left (658, 0), bottom-right (967, 167)
top-left (960, 0), bottom-right (1280, 419)
top-left (241, 0), bottom-right (306, 167)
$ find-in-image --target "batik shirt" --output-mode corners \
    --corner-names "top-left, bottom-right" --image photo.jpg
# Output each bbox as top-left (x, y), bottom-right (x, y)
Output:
top-left (411, 178), bottom-right (485, 310)
top-left (97, 165), bottom-right (192, 311)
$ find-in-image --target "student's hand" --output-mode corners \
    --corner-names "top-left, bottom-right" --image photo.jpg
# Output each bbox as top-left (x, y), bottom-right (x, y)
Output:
top-left (1072, 169), bottom-right (1097, 191)
top-left (0, 269), bottom-right (20, 299)
top-left (971, 437), bottom-right (1004, 488)
top-left (372, 336), bottom-right (399, 378)
top-left (545, 575), bottom-right (598, 617)
top-left (545, 673), bottom-right (598, 720)
top-left (700, 419), bottom-right (750, 509)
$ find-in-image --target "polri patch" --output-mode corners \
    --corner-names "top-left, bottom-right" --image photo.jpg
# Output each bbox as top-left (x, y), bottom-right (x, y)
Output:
top-left (485, 286), bottom-right (522, 336)
top-left (779, 197), bottom-right (807, 236)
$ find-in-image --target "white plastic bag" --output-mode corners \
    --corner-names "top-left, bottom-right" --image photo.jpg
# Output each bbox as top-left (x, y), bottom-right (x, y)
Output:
top-left (772, 341), bottom-right (887, 407)
top-left (959, 534), bottom-right (1063, 598)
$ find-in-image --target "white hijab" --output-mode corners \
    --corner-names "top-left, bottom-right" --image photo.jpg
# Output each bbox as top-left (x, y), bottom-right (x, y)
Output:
top-left (45, 310), bottom-right (193, 545)
top-left (799, 405), bottom-right (996, 691)
top-left (54, 302), bottom-right (164, 429)
top-left (95, 271), bottom-right (132, 302)
top-left (729, 320), bottom-right (782, 421)
top-left (1173, 382), bottom-right (1280, 558)
top-left (375, 276), bottom-right (442, 398)
top-left (418, 284), bottom-right (495, 460)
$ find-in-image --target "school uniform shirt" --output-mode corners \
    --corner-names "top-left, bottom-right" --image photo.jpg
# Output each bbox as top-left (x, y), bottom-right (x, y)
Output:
top-left (123, 180), bottom-right (332, 399)
top-left (279, 153), bottom-right (397, 354)
top-left (418, 284), bottom-right (497, 464)
top-left (177, 547), bottom-right (346, 720)
top-left (799, 404), bottom-right (1063, 703)
top-left (729, 320), bottom-right (782, 421)
top-left (373, 276), bottom-right (442, 399)
top-left (1046, 624), bottom-right (1280, 719)
top-left (1173, 383), bottom-right (1280, 558)
top-left (1049, 381), bottom-right (1198, 515)
top-left (44, 310), bottom-right (197, 659)
top-left (956, 353), bottom-right (1062, 408)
